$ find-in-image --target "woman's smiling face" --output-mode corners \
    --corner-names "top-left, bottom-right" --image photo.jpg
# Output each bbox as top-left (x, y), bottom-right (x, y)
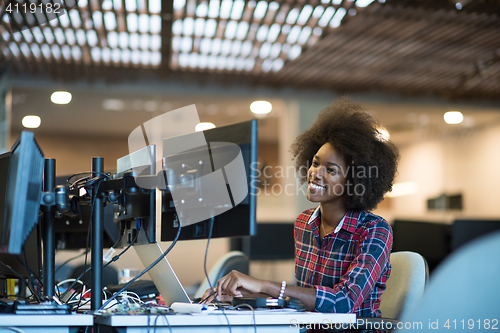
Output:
top-left (307, 143), bottom-right (347, 204)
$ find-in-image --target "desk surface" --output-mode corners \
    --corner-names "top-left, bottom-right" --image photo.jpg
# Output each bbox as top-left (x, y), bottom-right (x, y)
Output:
top-left (0, 314), bottom-right (93, 333)
top-left (0, 313), bottom-right (94, 326)
top-left (95, 310), bottom-right (355, 327)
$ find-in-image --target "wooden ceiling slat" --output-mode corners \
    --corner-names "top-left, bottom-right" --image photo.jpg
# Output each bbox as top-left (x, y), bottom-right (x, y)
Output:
top-left (70, 0), bottom-right (94, 80)
top-left (160, 0), bottom-right (173, 76)
top-left (85, 0), bottom-right (106, 78)
top-left (52, 13), bottom-right (78, 81)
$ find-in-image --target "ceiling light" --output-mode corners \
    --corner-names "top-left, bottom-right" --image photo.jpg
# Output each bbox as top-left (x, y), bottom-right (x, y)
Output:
top-left (195, 18), bottom-right (206, 37)
top-left (386, 181), bottom-right (418, 198)
top-left (195, 122), bottom-right (216, 132)
top-left (208, 0), bottom-right (220, 18)
top-left (444, 111), bottom-right (463, 124)
top-left (196, 2), bottom-right (208, 17)
top-left (254, 1), bottom-right (268, 19)
top-left (256, 25), bottom-right (269, 42)
top-left (149, 0), bottom-right (161, 13)
top-left (250, 101), bottom-right (272, 114)
top-left (138, 14), bottom-right (149, 34)
top-left (102, 99), bottom-right (125, 111)
top-left (286, 25), bottom-right (302, 44)
top-left (51, 91), bottom-right (72, 104)
top-left (272, 58), bottom-right (284, 72)
top-left (126, 0), bottom-right (137, 11)
top-left (204, 19), bottom-right (217, 37)
top-left (22, 115), bottom-right (41, 129)
top-left (286, 8), bottom-right (299, 24)
top-left (297, 5), bottom-right (313, 25)
top-left (288, 44), bottom-right (302, 60)
top-left (318, 7), bottom-right (335, 27)
top-left (173, 0), bottom-right (185, 10)
top-left (245, 58), bottom-right (255, 71)
top-left (230, 0), bottom-right (245, 20)
top-left (231, 40), bottom-right (242, 56)
top-left (150, 15), bottom-right (161, 33)
top-left (236, 21), bottom-right (249, 40)
top-left (356, 0), bottom-right (375, 7)
top-left (330, 7), bottom-right (347, 28)
top-left (104, 12), bottom-right (117, 30)
top-left (183, 17), bottom-right (194, 36)
top-left (220, 0), bottom-right (233, 19)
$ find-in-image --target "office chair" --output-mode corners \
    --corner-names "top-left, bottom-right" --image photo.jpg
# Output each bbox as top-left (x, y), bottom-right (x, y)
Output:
top-left (395, 230), bottom-right (500, 332)
top-left (193, 251), bottom-right (249, 299)
top-left (340, 251), bottom-right (429, 333)
top-left (70, 264), bottom-right (119, 288)
top-left (379, 251), bottom-right (429, 319)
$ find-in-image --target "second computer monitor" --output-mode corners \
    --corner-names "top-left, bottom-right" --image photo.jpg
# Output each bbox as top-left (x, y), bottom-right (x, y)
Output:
top-left (161, 120), bottom-right (258, 241)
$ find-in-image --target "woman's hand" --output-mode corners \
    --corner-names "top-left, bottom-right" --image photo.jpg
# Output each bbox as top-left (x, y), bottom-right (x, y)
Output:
top-left (217, 270), bottom-right (264, 298)
top-left (199, 270), bottom-right (265, 304)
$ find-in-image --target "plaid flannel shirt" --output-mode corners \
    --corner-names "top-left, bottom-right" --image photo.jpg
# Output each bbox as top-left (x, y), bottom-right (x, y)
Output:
top-left (295, 207), bottom-right (392, 317)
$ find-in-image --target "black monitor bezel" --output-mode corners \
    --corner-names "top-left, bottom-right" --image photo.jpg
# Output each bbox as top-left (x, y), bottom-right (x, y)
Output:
top-left (160, 120), bottom-right (258, 241)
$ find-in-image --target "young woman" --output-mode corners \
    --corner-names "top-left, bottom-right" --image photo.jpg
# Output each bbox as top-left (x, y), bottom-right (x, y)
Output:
top-left (202, 99), bottom-right (399, 318)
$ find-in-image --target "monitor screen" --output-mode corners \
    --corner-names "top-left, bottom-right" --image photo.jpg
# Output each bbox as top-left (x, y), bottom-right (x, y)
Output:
top-left (392, 219), bottom-right (452, 272)
top-left (452, 219), bottom-right (500, 251)
top-left (0, 131), bottom-right (44, 255)
top-left (230, 223), bottom-right (295, 260)
top-left (161, 120), bottom-right (258, 241)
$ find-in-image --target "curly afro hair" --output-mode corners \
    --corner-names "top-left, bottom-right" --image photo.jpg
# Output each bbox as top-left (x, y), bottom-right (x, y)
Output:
top-left (290, 98), bottom-right (399, 212)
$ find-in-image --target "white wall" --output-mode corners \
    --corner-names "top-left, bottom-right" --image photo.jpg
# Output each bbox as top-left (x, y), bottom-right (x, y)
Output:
top-left (389, 121), bottom-right (500, 221)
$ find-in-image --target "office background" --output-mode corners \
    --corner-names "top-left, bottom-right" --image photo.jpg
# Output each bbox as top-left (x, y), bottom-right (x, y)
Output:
top-left (1, 0), bottom-right (500, 290)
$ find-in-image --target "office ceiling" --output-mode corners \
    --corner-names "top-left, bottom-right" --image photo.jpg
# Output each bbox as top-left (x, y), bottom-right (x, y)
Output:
top-left (2, 0), bottom-right (500, 101)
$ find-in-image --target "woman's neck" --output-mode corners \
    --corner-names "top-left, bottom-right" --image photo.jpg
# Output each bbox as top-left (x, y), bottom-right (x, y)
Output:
top-left (319, 201), bottom-right (347, 230)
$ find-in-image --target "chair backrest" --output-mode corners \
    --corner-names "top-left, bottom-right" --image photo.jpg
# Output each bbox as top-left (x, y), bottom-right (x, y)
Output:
top-left (379, 251), bottom-right (428, 319)
top-left (194, 251), bottom-right (249, 298)
top-left (70, 264), bottom-right (119, 288)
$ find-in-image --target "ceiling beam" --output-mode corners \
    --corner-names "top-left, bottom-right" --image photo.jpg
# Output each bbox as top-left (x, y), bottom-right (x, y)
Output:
top-left (160, 0), bottom-right (173, 77)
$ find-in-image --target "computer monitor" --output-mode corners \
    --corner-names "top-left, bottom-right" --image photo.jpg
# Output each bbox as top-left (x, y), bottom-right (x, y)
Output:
top-left (0, 131), bottom-right (44, 255)
top-left (230, 222), bottom-right (295, 260)
top-left (452, 219), bottom-right (500, 251)
top-left (161, 120), bottom-right (258, 241)
top-left (392, 219), bottom-right (452, 272)
top-left (0, 151), bottom-right (41, 280)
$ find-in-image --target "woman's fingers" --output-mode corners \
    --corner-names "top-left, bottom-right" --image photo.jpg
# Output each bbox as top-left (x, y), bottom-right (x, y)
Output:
top-left (214, 293), bottom-right (233, 303)
top-left (217, 270), bottom-right (258, 297)
top-left (199, 287), bottom-right (216, 304)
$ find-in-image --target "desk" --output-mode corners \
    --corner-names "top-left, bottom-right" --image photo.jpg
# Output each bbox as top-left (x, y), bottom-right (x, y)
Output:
top-left (0, 314), bottom-right (94, 333)
top-left (95, 310), bottom-right (356, 333)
